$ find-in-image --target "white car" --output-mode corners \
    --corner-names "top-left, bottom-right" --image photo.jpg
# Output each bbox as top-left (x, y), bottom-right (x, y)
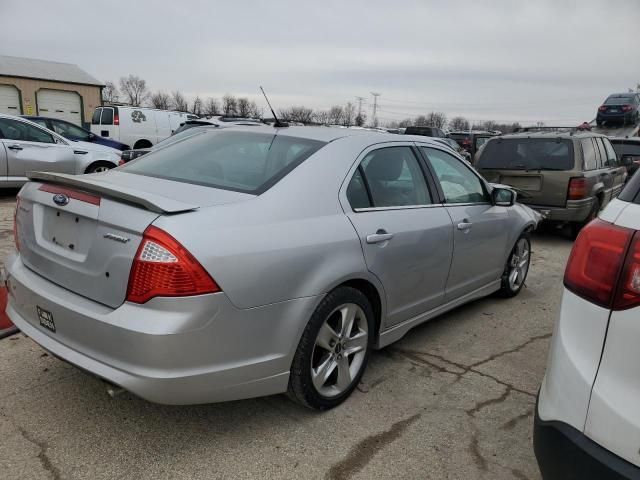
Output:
top-left (0, 114), bottom-right (120, 186)
top-left (90, 106), bottom-right (189, 150)
top-left (535, 172), bottom-right (640, 478)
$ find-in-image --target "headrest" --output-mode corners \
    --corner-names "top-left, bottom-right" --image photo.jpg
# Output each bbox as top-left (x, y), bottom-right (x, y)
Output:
top-left (365, 150), bottom-right (404, 182)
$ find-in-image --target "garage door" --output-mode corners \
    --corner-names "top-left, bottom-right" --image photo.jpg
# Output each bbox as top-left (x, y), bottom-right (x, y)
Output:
top-left (37, 90), bottom-right (82, 126)
top-left (0, 85), bottom-right (21, 115)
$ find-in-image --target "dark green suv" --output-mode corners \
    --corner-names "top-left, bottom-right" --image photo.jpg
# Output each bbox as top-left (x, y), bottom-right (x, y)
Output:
top-left (475, 131), bottom-right (626, 235)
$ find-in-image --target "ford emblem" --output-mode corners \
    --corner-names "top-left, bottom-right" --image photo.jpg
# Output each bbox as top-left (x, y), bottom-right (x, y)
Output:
top-left (53, 193), bottom-right (70, 206)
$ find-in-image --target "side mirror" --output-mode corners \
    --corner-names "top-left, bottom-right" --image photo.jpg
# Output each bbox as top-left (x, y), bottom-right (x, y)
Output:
top-left (88, 132), bottom-right (95, 140)
top-left (492, 187), bottom-right (516, 207)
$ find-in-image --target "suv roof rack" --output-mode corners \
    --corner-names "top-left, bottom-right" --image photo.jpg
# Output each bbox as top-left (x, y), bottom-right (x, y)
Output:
top-left (513, 126), bottom-right (578, 133)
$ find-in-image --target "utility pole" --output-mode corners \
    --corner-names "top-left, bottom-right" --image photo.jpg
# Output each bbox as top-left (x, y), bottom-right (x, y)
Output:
top-left (355, 96), bottom-right (365, 117)
top-left (370, 92), bottom-right (381, 127)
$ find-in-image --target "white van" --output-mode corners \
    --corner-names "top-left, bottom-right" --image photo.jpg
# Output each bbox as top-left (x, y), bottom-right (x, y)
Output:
top-left (90, 106), bottom-right (189, 150)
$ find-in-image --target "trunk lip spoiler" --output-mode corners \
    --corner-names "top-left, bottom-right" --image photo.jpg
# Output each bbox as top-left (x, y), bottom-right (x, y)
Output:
top-left (27, 171), bottom-right (198, 214)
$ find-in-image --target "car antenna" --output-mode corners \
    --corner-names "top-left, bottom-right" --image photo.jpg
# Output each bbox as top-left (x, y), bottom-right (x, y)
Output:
top-left (260, 86), bottom-right (288, 128)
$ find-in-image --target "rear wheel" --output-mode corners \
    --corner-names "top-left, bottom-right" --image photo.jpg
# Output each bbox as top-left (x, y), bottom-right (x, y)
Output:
top-left (498, 233), bottom-right (531, 297)
top-left (133, 139), bottom-right (152, 149)
top-left (287, 287), bottom-right (374, 410)
top-left (570, 197), bottom-right (600, 238)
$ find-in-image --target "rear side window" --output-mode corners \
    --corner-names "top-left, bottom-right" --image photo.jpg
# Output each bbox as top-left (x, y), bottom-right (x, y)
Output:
top-left (100, 108), bottom-right (114, 125)
top-left (581, 139), bottom-right (598, 170)
top-left (600, 138), bottom-right (618, 167)
top-left (612, 141), bottom-right (640, 157)
top-left (91, 108), bottom-right (102, 125)
top-left (477, 138), bottom-right (574, 171)
top-left (593, 138), bottom-right (606, 169)
top-left (123, 130), bottom-right (325, 194)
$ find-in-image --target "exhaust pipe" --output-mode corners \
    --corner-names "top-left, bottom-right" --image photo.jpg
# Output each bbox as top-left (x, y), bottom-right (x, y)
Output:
top-left (104, 382), bottom-right (126, 398)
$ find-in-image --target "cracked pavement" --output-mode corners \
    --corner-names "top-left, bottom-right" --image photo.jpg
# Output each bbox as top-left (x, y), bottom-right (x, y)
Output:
top-left (0, 191), bottom-right (573, 479)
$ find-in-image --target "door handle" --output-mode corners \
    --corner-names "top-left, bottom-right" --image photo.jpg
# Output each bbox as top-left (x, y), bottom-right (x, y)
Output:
top-left (457, 220), bottom-right (473, 231)
top-left (366, 230), bottom-right (394, 244)
top-left (7, 144), bottom-right (23, 151)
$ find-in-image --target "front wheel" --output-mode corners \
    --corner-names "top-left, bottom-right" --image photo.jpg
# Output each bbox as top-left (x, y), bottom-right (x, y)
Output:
top-left (287, 287), bottom-right (374, 410)
top-left (498, 233), bottom-right (531, 298)
top-left (85, 161), bottom-right (115, 174)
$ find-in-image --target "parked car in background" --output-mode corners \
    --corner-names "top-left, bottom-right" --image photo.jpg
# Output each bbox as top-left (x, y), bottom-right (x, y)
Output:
top-left (610, 137), bottom-right (640, 178)
top-left (119, 125), bottom-right (216, 163)
top-left (8, 127), bottom-right (538, 410)
top-left (24, 116), bottom-right (129, 151)
top-left (431, 137), bottom-right (472, 162)
top-left (449, 130), bottom-right (498, 161)
top-left (404, 125), bottom-right (446, 137)
top-left (90, 106), bottom-right (189, 150)
top-left (596, 93), bottom-right (640, 127)
top-left (0, 113), bottom-right (120, 185)
top-left (535, 171), bottom-right (640, 479)
top-left (476, 131), bottom-right (626, 236)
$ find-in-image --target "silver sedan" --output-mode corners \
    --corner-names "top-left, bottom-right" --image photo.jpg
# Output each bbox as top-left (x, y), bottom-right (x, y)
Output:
top-left (6, 126), bottom-right (538, 409)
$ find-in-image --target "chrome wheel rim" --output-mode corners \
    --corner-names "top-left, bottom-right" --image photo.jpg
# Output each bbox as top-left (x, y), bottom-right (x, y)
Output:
top-left (311, 303), bottom-right (368, 397)
top-left (508, 238), bottom-right (530, 291)
top-left (93, 165), bottom-right (111, 173)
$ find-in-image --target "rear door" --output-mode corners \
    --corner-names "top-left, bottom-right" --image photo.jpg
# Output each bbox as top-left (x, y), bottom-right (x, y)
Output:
top-left (600, 137), bottom-right (626, 197)
top-left (154, 111), bottom-right (171, 142)
top-left (592, 137), bottom-right (615, 203)
top-left (421, 146), bottom-right (510, 300)
top-left (343, 143), bottom-right (454, 327)
top-left (0, 118), bottom-right (76, 179)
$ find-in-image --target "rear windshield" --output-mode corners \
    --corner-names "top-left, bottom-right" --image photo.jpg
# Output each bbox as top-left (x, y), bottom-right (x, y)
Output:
top-left (405, 127), bottom-right (432, 136)
top-left (449, 133), bottom-right (470, 141)
top-left (612, 141), bottom-right (640, 157)
top-left (605, 95), bottom-right (634, 105)
top-left (122, 130), bottom-right (326, 194)
top-left (476, 138), bottom-right (574, 171)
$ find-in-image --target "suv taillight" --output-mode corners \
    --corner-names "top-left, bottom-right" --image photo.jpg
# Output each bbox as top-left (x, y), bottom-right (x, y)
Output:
top-left (126, 226), bottom-right (220, 304)
top-left (568, 177), bottom-right (587, 200)
top-left (13, 197), bottom-right (20, 252)
top-left (114, 111), bottom-right (120, 125)
top-left (622, 105), bottom-right (633, 112)
top-left (564, 219), bottom-right (639, 310)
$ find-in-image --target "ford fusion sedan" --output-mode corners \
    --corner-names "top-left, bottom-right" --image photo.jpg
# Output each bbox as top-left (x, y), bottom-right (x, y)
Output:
top-left (7, 126), bottom-right (538, 409)
top-left (0, 114), bottom-right (121, 187)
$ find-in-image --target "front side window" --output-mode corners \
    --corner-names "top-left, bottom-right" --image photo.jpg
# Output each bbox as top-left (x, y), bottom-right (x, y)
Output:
top-left (0, 119), bottom-right (54, 144)
top-left (581, 138), bottom-right (597, 170)
top-left (91, 108), bottom-right (102, 125)
top-left (123, 130), bottom-right (325, 194)
top-left (347, 146), bottom-right (431, 209)
top-left (52, 120), bottom-right (89, 140)
top-left (100, 108), bottom-right (114, 125)
top-left (423, 147), bottom-right (487, 204)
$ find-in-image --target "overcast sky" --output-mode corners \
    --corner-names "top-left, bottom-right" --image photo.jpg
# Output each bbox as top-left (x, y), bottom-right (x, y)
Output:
top-left (2, 0), bottom-right (638, 125)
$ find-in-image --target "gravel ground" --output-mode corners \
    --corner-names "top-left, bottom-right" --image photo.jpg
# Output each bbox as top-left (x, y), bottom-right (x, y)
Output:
top-left (0, 192), bottom-right (573, 480)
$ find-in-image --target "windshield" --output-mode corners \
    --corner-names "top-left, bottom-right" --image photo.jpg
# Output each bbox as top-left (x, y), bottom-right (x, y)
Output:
top-left (605, 95), bottom-right (634, 105)
top-left (477, 138), bottom-right (574, 171)
top-left (123, 130), bottom-right (326, 194)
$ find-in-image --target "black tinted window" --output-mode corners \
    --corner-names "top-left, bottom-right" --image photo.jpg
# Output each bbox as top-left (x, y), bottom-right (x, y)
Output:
top-left (612, 141), bottom-right (640, 157)
top-left (346, 167), bottom-right (371, 209)
top-left (477, 138), bottom-right (574, 171)
top-left (91, 108), bottom-right (102, 125)
top-left (0, 118), bottom-right (55, 143)
top-left (605, 95), bottom-right (634, 105)
top-left (101, 108), bottom-right (114, 125)
top-left (123, 130), bottom-right (325, 194)
top-left (581, 139), bottom-right (597, 170)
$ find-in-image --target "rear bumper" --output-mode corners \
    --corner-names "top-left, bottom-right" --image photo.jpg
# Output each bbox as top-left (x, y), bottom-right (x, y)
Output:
top-left (525, 198), bottom-right (593, 222)
top-left (534, 405), bottom-right (640, 480)
top-left (597, 112), bottom-right (636, 123)
top-left (5, 251), bottom-right (320, 404)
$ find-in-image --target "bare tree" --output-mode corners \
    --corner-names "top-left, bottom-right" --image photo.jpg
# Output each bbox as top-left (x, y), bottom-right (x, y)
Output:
top-left (426, 111), bottom-right (447, 129)
top-left (222, 94), bottom-right (237, 116)
top-left (313, 110), bottom-right (330, 125)
top-left (279, 106), bottom-right (315, 124)
top-left (449, 116), bottom-right (470, 131)
top-left (171, 90), bottom-right (188, 112)
top-left (329, 105), bottom-right (344, 125)
top-left (397, 118), bottom-right (413, 128)
top-left (191, 96), bottom-right (203, 116)
top-left (236, 97), bottom-right (252, 117)
top-left (355, 111), bottom-right (367, 127)
top-left (343, 102), bottom-right (356, 126)
top-left (249, 101), bottom-right (261, 118)
top-left (204, 97), bottom-right (220, 116)
top-left (414, 115), bottom-right (428, 126)
top-left (149, 91), bottom-right (171, 110)
top-left (119, 75), bottom-right (149, 106)
top-left (102, 81), bottom-right (119, 103)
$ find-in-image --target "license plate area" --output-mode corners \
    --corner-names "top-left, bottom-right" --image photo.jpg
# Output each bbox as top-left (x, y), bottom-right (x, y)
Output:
top-left (37, 306), bottom-right (56, 333)
top-left (500, 175), bottom-right (542, 192)
top-left (41, 206), bottom-right (97, 257)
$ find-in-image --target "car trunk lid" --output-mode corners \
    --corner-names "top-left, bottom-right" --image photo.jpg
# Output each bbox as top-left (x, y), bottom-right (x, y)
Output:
top-left (17, 171), bottom-right (253, 308)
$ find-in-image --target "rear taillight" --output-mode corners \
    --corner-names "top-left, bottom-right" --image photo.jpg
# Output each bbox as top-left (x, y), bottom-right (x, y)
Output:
top-left (126, 226), bottom-right (220, 304)
top-left (622, 105), bottom-right (633, 112)
top-left (568, 177), bottom-right (587, 200)
top-left (564, 219), bottom-right (635, 309)
top-left (13, 197), bottom-right (19, 252)
top-left (114, 111), bottom-right (120, 125)
top-left (613, 233), bottom-right (640, 310)
top-left (598, 105), bottom-right (607, 112)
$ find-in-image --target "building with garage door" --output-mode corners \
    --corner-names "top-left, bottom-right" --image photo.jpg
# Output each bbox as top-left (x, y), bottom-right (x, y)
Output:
top-left (0, 55), bottom-right (103, 128)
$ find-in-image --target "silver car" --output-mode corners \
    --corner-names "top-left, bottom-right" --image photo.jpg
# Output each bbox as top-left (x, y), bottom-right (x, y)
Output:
top-left (6, 126), bottom-right (539, 409)
top-left (0, 114), bottom-right (120, 186)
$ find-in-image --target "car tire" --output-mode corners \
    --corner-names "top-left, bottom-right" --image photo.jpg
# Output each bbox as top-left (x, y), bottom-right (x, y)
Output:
top-left (570, 197), bottom-right (600, 238)
top-left (498, 232), bottom-right (531, 298)
top-left (85, 161), bottom-right (115, 174)
top-left (287, 286), bottom-right (374, 410)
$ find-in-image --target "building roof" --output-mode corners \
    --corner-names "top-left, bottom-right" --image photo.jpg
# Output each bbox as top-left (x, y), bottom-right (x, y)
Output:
top-left (0, 55), bottom-right (103, 87)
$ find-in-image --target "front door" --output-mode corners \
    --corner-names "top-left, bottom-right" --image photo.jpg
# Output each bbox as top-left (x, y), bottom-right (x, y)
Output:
top-left (343, 144), bottom-right (454, 327)
top-left (420, 146), bottom-right (510, 301)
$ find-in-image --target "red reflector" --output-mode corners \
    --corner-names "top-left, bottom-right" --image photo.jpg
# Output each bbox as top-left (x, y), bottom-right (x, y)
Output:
top-left (126, 226), bottom-right (220, 304)
top-left (564, 219), bottom-right (633, 308)
top-left (38, 184), bottom-right (101, 206)
top-left (568, 177), bottom-right (587, 200)
top-left (114, 112), bottom-right (120, 125)
top-left (0, 287), bottom-right (15, 332)
top-left (614, 232), bottom-right (640, 310)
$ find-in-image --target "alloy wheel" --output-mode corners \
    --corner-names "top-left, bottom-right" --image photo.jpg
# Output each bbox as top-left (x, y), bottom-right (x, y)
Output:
top-left (508, 238), bottom-right (530, 291)
top-left (311, 303), bottom-right (368, 397)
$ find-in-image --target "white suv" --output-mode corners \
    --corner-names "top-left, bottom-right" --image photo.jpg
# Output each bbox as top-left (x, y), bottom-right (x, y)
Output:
top-left (535, 172), bottom-right (640, 478)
